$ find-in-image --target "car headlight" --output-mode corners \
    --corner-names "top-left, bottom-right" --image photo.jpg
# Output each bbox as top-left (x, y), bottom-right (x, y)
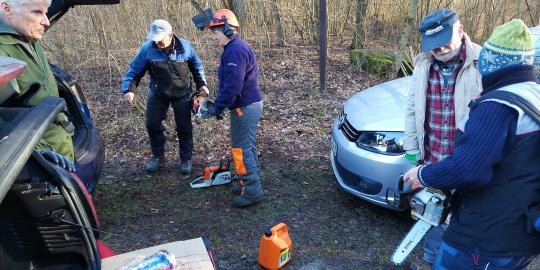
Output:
top-left (356, 131), bottom-right (405, 155)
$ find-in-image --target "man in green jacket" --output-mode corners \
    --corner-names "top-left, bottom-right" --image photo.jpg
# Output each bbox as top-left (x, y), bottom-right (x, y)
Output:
top-left (0, 0), bottom-right (74, 164)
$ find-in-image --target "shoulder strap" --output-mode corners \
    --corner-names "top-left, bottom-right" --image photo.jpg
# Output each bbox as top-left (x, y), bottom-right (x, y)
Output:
top-left (469, 90), bottom-right (540, 125)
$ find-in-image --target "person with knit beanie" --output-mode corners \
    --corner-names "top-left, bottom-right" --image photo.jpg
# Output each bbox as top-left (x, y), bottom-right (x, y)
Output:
top-left (404, 8), bottom-right (482, 270)
top-left (403, 19), bottom-right (540, 269)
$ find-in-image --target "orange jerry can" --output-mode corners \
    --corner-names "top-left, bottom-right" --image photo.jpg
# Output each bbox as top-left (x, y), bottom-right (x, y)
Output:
top-left (258, 223), bottom-right (292, 269)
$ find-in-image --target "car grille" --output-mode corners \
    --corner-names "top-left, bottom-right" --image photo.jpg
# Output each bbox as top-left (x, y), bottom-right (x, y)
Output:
top-left (339, 116), bottom-right (360, 142)
top-left (335, 157), bottom-right (382, 195)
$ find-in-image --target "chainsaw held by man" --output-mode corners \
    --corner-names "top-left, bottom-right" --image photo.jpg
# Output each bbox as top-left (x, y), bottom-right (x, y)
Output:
top-left (192, 95), bottom-right (211, 118)
top-left (391, 178), bottom-right (450, 265)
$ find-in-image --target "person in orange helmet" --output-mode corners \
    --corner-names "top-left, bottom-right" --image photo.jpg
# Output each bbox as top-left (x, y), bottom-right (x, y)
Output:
top-left (203, 9), bottom-right (264, 207)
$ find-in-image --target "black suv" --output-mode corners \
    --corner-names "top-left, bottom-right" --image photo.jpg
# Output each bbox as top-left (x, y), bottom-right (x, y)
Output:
top-left (0, 0), bottom-right (119, 269)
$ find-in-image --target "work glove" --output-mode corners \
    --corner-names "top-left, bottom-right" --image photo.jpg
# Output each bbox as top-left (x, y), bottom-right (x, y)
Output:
top-left (197, 86), bottom-right (209, 96)
top-left (38, 150), bottom-right (75, 172)
top-left (405, 150), bottom-right (420, 166)
top-left (201, 102), bottom-right (224, 120)
top-left (123, 92), bottom-right (135, 106)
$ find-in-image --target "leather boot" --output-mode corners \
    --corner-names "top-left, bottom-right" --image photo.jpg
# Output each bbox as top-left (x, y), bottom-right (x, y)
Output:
top-left (231, 184), bottom-right (242, 195)
top-left (144, 156), bottom-right (165, 172)
top-left (180, 160), bottom-right (192, 175)
top-left (233, 194), bottom-right (264, 207)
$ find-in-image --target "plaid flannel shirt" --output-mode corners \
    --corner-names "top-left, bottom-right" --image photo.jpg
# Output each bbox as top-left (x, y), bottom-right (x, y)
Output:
top-left (423, 46), bottom-right (466, 164)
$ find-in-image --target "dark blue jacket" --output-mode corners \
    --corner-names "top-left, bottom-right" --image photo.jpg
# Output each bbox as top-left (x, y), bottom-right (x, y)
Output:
top-left (122, 35), bottom-right (206, 98)
top-left (419, 66), bottom-right (540, 257)
top-left (214, 35), bottom-right (261, 113)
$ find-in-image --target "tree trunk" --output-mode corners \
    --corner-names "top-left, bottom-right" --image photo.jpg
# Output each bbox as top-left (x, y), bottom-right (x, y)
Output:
top-left (350, 0), bottom-right (368, 50)
top-left (310, 0), bottom-right (320, 45)
top-left (189, 0), bottom-right (203, 12)
top-left (225, 0), bottom-right (245, 24)
top-left (270, 1), bottom-right (285, 47)
top-left (336, 4), bottom-right (352, 42)
top-left (391, 0), bottom-right (418, 79)
top-left (255, 0), bottom-right (272, 45)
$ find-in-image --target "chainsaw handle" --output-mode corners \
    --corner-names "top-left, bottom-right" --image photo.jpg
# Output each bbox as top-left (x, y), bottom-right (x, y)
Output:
top-left (395, 174), bottom-right (424, 209)
top-left (398, 174), bottom-right (422, 195)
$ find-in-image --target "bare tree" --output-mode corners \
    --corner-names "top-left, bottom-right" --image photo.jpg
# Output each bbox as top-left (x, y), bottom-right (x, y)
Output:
top-left (310, 0), bottom-right (320, 45)
top-left (223, 0), bottom-right (246, 24)
top-left (350, 0), bottom-right (368, 49)
top-left (524, 0), bottom-right (537, 26)
top-left (189, 0), bottom-right (203, 12)
top-left (391, 0), bottom-right (418, 79)
top-left (270, 1), bottom-right (285, 47)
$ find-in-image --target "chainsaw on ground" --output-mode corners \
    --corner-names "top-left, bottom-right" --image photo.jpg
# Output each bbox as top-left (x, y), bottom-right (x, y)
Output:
top-left (190, 158), bottom-right (236, 189)
top-left (391, 177), bottom-right (450, 265)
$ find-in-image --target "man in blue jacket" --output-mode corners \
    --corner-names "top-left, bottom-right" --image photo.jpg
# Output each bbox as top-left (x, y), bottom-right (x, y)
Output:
top-left (122, 19), bottom-right (208, 174)
top-left (404, 19), bottom-right (540, 269)
top-left (204, 9), bottom-right (264, 207)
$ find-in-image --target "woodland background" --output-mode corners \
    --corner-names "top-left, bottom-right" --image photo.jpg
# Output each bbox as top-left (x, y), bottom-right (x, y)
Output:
top-left (45, 0), bottom-right (539, 84)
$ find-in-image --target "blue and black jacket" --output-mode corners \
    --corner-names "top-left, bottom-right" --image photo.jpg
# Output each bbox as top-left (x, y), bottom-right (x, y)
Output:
top-left (122, 34), bottom-right (206, 98)
top-left (214, 35), bottom-right (261, 114)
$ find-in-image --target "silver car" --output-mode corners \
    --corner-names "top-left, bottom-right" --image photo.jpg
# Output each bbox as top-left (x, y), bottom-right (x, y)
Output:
top-left (331, 76), bottom-right (413, 210)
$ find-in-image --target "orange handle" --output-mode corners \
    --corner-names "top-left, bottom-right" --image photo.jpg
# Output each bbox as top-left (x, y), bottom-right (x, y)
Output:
top-left (235, 107), bottom-right (243, 117)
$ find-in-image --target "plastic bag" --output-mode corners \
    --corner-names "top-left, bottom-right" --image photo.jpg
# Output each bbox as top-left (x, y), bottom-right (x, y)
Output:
top-left (120, 250), bottom-right (177, 270)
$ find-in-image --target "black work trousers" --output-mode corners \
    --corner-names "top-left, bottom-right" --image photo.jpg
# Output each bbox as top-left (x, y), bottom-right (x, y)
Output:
top-left (145, 93), bottom-right (192, 162)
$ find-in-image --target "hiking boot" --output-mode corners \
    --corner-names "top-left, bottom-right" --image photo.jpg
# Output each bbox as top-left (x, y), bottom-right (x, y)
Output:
top-left (144, 156), bottom-right (164, 172)
top-left (409, 260), bottom-right (432, 270)
top-left (231, 184), bottom-right (242, 195)
top-left (180, 160), bottom-right (192, 175)
top-left (232, 194), bottom-right (264, 207)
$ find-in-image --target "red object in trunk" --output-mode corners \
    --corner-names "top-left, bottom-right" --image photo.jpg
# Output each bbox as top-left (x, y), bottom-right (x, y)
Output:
top-left (0, 56), bottom-right (26, 85)
top-left (97, 240), bottom-right (116, 259)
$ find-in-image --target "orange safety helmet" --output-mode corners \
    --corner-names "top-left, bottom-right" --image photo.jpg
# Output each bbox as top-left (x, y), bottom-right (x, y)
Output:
top-left (209, 9), bottom-right (240, 28)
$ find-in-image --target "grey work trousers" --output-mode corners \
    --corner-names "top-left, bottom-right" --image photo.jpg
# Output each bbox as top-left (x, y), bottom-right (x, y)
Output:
top-left (230, 101), bottom-right (263, 197)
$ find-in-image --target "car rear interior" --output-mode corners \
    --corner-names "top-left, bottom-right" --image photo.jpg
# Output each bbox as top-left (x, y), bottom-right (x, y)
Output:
top-left (0, 101), bottom-right (100, 270)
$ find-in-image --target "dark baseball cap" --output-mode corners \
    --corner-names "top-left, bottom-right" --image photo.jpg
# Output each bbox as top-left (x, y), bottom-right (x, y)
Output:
top-left (419, 9), bottom-right (459, 52)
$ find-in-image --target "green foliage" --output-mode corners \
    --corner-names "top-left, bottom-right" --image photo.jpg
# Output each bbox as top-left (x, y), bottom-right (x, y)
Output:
top-left (349, 49), bottom-right (414, 77)
top-left (364, 54), bottom-right (394, 75)
top-left (349, 49), bottom-right (394, 75)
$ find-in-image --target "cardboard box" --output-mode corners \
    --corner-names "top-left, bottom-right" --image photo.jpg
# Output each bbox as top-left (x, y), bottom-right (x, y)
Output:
top-left (101, 237), bottom-right (215, 270)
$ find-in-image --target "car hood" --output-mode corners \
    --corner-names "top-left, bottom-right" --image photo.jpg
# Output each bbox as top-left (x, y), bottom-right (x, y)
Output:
top-left (344, 76), bottom-right (410, 131)
top-left (48, 0), bottom-right (120, 25)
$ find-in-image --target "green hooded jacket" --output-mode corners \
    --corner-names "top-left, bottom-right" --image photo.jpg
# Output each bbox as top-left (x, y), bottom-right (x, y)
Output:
top-left (0, 20), bottom-right (74, 161)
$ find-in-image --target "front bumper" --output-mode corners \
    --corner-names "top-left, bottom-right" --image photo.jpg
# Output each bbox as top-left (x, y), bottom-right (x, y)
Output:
top-left (330, 118), bottom-right (412, 210)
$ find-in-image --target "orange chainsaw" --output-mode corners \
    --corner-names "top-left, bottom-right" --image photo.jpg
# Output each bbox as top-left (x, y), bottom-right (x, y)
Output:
top-left (190, 159), bottom-right (236, 188)
top-left (192, 95), bottom-right (210, 118)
